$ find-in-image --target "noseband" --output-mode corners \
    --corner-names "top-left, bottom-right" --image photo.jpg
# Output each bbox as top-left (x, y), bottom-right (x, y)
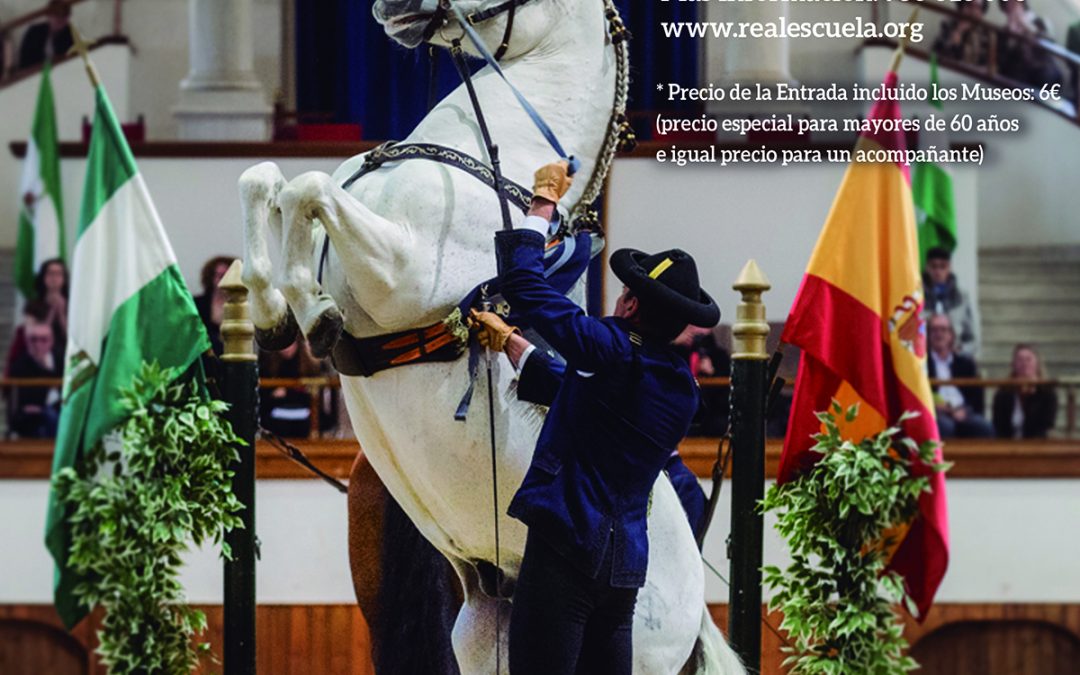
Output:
top-left (422, 0), bottom-right (534, 61)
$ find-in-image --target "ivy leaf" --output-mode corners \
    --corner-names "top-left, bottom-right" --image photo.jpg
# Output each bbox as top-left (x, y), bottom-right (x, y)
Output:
top-left (761, 406), bottom-right (946, 674)
top-left (54, 360), bottom-right (242, 674)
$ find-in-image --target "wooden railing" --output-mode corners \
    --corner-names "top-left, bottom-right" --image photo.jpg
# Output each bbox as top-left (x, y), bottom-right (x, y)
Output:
top-left (2, 376), bottom-right (1077, 440)
top-left (2, 436), bottom-right (1078, 482)
top-left (0, 0), bottom-right (125, 86)
top-left (871, 0), bottom-right (1080, 123)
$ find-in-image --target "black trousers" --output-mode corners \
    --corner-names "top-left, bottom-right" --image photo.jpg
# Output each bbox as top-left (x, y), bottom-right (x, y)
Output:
top-left (509, 531), bottom-right (638, 675)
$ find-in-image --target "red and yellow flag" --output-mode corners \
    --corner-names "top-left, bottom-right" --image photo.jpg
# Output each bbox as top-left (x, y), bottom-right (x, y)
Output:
top-left (779, 70), bottom-right (949, 619)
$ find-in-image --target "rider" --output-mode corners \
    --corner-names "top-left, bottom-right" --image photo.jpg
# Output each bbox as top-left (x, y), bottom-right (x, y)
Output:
top-left (471, 161), bottom-right (720, 674)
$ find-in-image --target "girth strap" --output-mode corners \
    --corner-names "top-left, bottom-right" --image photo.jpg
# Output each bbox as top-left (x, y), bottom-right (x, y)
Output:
top-left (331, 308), bottom-right (470, 378)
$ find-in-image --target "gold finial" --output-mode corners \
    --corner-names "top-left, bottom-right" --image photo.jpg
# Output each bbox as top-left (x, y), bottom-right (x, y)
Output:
top-left (219, 260), bottom-right (256, 363)
top-left (732, 259), bottom-right (771, 361)
top-left (889, 8), bottom-right (921, 74)
top-left (68, 23), bottom-right (101, 88)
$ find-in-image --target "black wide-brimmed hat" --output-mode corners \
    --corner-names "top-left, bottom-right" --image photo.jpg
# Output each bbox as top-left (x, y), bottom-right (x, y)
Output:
top-left (610, 248), bottom-right (720, 328)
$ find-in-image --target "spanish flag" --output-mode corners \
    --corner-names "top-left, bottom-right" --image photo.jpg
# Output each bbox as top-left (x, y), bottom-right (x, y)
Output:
top-left (779, 70), bottom-right (949, 618)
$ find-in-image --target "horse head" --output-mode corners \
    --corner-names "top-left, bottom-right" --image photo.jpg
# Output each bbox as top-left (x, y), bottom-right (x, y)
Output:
top-left (373, 0), bottom-right (570, 60)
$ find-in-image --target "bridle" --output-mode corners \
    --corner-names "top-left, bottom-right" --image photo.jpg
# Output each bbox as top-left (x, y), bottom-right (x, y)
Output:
top-left (421, 0), bottom-right (534, 61)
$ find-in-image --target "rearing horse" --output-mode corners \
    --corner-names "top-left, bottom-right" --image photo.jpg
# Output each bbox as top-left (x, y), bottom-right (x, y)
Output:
top-left (239, 1), bottom-right (743, 672)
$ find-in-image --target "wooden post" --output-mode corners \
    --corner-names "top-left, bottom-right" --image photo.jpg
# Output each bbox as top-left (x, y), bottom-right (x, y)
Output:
top-left (728, 259), bottom-right (771, 673)
top-left (220, 260), bottom-right (258, 675)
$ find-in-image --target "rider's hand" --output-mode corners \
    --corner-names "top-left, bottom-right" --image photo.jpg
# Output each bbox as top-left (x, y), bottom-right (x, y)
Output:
top-left (532, 161), bottom-right (573, 204)
top-left (469, 309), bottom-right (520, 352)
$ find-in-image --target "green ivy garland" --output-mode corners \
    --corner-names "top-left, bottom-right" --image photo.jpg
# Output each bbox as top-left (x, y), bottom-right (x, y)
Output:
top-left (761, 403), bottom-right (951, 675)
top-left (53, 362), bottom-right (245, 674)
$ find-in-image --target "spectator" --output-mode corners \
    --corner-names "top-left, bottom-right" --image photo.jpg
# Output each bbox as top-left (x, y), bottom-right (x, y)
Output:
top-left (193, 255), bottom-right (235, 355)
top-left (259, 339), bottom-right (332, 438)
top-left (992, 344), bottom-right (1057, 438)
top-left (34, 257), bottom-right (69, 347)
top-left (7, 319), bottom-right (62, 438)
top-left (923, 247), bottom-right (979, 358)
top-left (5, 300), bottom-right (65, 378)
top-left (927, 313), bottom-right (993, 439)
top-left (933, 0), bottom-right (992, 67)
top-left (997, 0), bottom-right (1063, 88)
top-left (17, 0), bottom-right (73, 71)
top-left (672, 325), bottom-right (731, 436)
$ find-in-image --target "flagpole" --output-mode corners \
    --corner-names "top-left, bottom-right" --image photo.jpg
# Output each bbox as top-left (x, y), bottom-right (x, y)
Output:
top-left (728, 260), bottom-right (771, 672)
top-left (67, 24), bottom-right (101, 89)
top-left (889, 8), bottom-right (921, 74)
top-left (220, 261), bottom-right (258, 675)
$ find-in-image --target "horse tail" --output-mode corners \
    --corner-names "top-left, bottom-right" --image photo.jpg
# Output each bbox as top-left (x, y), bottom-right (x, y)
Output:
top-left (687, 606), bottom-right (746, 675)
top-left (373, 496), bottom-right (462, 675)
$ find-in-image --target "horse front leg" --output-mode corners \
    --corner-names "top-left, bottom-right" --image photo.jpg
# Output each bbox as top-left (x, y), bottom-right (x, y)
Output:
top-left (276, 171), bottom-right (347, 358)
top-left (238, 162), bottom-right (299, 350)
top-left (277, 171), bottom-right (416, 333)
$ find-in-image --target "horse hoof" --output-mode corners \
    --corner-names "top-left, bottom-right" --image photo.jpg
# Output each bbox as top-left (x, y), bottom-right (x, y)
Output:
top-left (254, 307), bottom-right (300, 351)
top-left (307, 308), bottom-right (344, 359)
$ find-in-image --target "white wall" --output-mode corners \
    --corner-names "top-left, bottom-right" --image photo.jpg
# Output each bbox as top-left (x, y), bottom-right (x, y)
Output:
top-left (0, 480), bottom-right (354, 604)
top-left (701, 478), bottom-right (1080, 604)
top-left (4, 477), bottom-right (1078, 604)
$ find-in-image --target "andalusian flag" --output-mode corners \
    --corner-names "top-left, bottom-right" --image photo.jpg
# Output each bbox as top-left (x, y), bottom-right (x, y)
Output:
top-left (779, 70), bottom-right (949, 618)
top-left (45, 86), bottom-right (210, 628)
top-left (912, 55), bottom-right (957, 267)
top-left (15, 64), bottom-right (65, 298)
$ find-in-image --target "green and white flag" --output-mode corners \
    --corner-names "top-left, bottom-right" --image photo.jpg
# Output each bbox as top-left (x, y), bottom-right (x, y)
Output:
top-left (913, 54), bottom-right (958, 268)
top-left (15, 64), bottom-right (66, 298)
top-left (45, 86), bottom-right (210, 628)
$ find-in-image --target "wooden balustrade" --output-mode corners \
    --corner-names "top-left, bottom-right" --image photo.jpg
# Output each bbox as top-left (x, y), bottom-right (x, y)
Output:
top-left (0, 0), bottom-right (89, 36)
top-left (868, 0), bottom-right (1080, 123)
top-left (2, 436), bottom-right (1078, 482)
top-left (0, 0), bottom-right (126, 87)
top-left (2, 375), bottom-right (1077, 440)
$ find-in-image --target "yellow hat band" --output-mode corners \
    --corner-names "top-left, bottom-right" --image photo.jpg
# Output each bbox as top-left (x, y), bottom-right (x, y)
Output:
top-left (648, 258), bottom-right (674, 279)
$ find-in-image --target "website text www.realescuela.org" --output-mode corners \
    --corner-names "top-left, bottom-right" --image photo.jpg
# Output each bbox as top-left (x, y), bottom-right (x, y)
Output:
top-left (661, 15), bottom-right (924, 43)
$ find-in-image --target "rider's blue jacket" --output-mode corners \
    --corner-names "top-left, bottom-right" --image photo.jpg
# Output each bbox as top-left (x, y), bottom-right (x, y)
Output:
top-left (497, 228), bottom-right (699, 588)
top-left (517, 349), bottom-right (708, 542)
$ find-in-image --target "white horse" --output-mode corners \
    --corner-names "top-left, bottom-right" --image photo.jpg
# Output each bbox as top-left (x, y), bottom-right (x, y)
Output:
top-left (239, 1), bottom-right (743, 672)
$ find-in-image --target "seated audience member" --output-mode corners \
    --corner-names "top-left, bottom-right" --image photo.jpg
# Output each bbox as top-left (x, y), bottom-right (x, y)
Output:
top-left (17, 0), bottom-right (73, 71)
top-left (927, 313), bottom-right (993, 439)
top-left (193, 255), bottom-right (235, 355)
top-left (5, 300), bottom-right (64, 377)
top-left (993, 344), bottom-right (1057, 439)
top-left (672, 325), bottom-right (731, 436)
top-left (35, 257), bottom-right (69, 347)
top-left (259, 339), bottom-right (331, 438)
top-left (7, 319), bottom-right (62, 438)
top-left (934, 0), bottom-right (992, 67)
top-left (923, 247), bottom-right (979, 358)
top-left (997, 0), bottom-right (1063, 88)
